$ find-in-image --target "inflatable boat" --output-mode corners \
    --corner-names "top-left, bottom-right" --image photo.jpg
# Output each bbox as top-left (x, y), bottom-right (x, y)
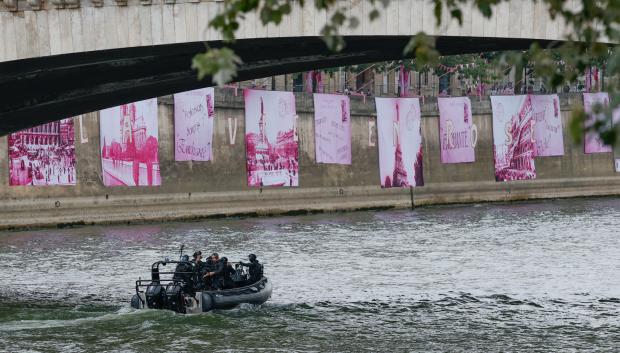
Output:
top-left (130, 259), bottom-right (272, 314)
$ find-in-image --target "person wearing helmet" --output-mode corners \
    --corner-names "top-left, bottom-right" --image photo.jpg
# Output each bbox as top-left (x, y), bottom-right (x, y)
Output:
top-left (172, 254), bottom-right (194, 294)
top-left (240, 254), bottom-right (263, 284)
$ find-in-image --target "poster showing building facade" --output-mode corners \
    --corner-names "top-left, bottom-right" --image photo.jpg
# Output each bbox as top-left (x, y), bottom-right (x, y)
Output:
top-left (530, 94), bottom-right (564, 157)
top-left (491, 95), bottom-right (537, 182)
top-left (8, 118), bottom-right (76, 186)
top-left (375, 97), bottom-right (424, 188)
top-left (99, 98), bottom-right (161, 186)
top-left (313, 93), bottom-right (352, 165)
top-left (437, 97), bottom-right (476, 163)
top-left (583, 92), bottom-right (612, 154)
top-left (244, 89), bottom-right (299, 187)
top-left (173, 87), bottom-right (215, 161)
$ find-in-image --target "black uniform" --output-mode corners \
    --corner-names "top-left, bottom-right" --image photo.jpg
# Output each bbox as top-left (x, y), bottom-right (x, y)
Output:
top-left (240, 259), bottom-right (263, 284)
top-left (210, 258), bottom-right (236, 289)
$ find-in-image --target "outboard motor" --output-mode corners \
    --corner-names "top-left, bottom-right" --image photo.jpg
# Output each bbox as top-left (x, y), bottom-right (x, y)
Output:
top-left (164, 282), bottom-right (185, 313)
top-left (145, 282), bottom-right (165, 309)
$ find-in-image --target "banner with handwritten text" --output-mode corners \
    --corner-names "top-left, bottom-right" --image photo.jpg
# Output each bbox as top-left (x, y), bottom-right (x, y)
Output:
top-left (313, 94), bottom-right (352, 165)
top-left (438, 97), bottom-right (476, 163)
top-left (530, 94), bottom-right (564, 157)
top-left (174, 88), bottom-right (215, 161)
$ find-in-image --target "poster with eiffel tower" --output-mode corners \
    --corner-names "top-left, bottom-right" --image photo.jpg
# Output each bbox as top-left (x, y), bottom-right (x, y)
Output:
top-left (376, 97), bottom-right (424, 188)
top-left (491, 95), bottom-right (536, 182)
top-left (244, 89), bottom-right (299, 187)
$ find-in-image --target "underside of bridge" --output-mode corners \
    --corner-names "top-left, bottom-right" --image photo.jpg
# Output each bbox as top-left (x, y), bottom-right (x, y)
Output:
top-left (0, 35), bottom-right (551, 136)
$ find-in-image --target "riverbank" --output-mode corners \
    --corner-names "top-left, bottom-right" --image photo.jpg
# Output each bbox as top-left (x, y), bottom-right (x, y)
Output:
top-left (2, 176), bottom-right (620, 230)
top-left (0, 91), bottom-right (619, 230)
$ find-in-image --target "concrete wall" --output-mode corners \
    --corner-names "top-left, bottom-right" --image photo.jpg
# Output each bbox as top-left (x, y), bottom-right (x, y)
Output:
top-left (0, 91), bottom-right (619, 229)
top-left (0, 0), bottom-right (578, 63)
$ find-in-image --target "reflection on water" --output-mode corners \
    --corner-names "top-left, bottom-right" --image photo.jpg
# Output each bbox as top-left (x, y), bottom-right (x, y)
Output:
top-left (0, 197), bottom-right (619, 352)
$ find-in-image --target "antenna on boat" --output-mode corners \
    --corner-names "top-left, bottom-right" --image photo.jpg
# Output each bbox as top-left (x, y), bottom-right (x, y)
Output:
top-left (179, 244), bottom-right (185, 260)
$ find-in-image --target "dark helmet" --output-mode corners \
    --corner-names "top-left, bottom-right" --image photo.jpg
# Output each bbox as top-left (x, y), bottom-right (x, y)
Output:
top-left (220, 257), bottom-right (228, 263)
top-left (192, 251), bottom-right (202, 258)
top-left (180, 255), bottom-right (189, 262)
top-left (249, 254), bottom-right (257, 262)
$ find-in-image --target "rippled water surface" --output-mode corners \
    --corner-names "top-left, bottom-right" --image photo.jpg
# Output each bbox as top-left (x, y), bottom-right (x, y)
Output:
top-left (0, 198), bottom-right (619, 352)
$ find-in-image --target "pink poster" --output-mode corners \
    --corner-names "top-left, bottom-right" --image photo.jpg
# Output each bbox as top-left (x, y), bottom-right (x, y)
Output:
top-left (244, 89), bottom-right (299, 187)
top-left (437, 97), bottom-right (476, 163)
top-left (375, 97), bottom-right (424, 188)
top-left (530, 94), bottom-right (564, 157)
top-left (99, 98), bottom-right (161, 186)
top-left (313, 93), bottom-right (352, 165)
top-left (173, 87), bottom-right (215, 161)
top-left (8, 118), bottom-right (76, 186)
top-left (491, 95), bottom-right (537, 182)
top-left (583, 92), bottom-right (612, 154)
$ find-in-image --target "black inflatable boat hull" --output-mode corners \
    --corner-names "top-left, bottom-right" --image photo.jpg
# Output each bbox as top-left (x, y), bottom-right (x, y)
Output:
top-left (132, 277), bottom-right (272, 313)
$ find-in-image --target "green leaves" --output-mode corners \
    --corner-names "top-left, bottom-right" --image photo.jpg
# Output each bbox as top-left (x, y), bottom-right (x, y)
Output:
top-left (192, 47), bottom-right (243, 86)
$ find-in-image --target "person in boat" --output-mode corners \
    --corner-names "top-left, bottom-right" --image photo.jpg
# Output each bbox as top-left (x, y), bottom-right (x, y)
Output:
top-left (192, 251), bottom-right (207, 290)
top-left (173, 254), bottom-right (194, 293)
top-left (204, 255), bottom-right (235, 290)
top-left (240, 254), bottom-right (263, 285)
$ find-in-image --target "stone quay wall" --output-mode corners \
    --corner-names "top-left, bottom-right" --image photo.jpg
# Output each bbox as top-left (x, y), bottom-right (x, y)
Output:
top-left (0, 90), bottom-right (618, 229)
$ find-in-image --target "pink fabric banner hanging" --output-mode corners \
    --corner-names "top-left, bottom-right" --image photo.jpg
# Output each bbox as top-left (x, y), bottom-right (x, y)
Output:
top-left (99, 98), bottom-right (161, 186)
top-left (491, 95), bottom-right (537, 182)
top-left (244, 89), bottom-right (299, 187)
top-left (437, 97), bottom-right (476, 163)
top-left (583, 92), bottom-right (612, 154)
top-left (375, 97), bottom-right (424, 188)
top-left (173, 87), bottom-right (215, 161)
top-left (530, 94), bottom-right (564, 157)
top-left (313, 93), bottom-right (352, 165)
top-left (8, 118), bottom-right (77, 186)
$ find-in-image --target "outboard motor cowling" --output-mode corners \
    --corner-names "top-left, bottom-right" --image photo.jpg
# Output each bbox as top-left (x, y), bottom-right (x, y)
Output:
top-left (145, 282), bottom-right (164, 309)
top-left (164, 283), bottom-right (185, 313)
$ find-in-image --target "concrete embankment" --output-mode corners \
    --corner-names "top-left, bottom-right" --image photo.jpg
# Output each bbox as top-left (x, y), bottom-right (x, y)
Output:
top-left (0, 91), bottom-right (618, 230)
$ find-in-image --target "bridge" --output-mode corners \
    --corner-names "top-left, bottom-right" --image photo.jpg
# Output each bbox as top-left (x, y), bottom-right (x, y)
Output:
top-left (0, 0), bottom-right (577, 134)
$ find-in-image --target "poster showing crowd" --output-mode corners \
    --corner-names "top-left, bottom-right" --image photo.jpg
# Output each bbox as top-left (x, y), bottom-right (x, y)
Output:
top-left (437, 97), bottom-right (476, 164)
top-left (491, 95), bottom-right (537, 182)
top-left (244, 89), bottom-right (299, 187)
top-left (375, 97), bottom-right (424, 188)
top-left (530, 94), bottom-right (564, 157)
top-left (99, 98), bottom-right (161, 186)
top-left (174, 88), bottom-right (215, 161)
top-left (583, 92), bottom-right (613, 154)
top-left (313, 94), bottom-right (352, 165)
top-left (8, 118), bottom-right (76, 186)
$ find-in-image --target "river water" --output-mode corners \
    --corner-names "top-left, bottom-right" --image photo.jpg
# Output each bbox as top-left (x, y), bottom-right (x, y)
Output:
top-left (0, 197), bottom-right (619, 352)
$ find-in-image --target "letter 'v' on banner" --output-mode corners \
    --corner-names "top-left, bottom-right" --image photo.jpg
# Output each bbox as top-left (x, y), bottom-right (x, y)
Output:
top-left (228, 117), bottom-right (237, 145)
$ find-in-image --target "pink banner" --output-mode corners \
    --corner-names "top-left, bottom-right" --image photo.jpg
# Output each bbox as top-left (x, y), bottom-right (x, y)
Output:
top-left (313, 93), bottom-right (352, 165)
top-left (99, 98), bottom-right (161, 186)
top-left (173, 87), bottom-right (215, 161)
top-left (438, 97), bottom-right (476, 163)
top-left (491, 95), bottom-right (537, 182)
top-left (375, 97), bottom-right (424, 187)
top-left (530, 94), bottom-right (564, 157)
top-left (8, 118), bottom-right (76, 186)
top-left (244, 89), bottom-right (299, 187)
top-left (583, 92), bottom-right (612, 154)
